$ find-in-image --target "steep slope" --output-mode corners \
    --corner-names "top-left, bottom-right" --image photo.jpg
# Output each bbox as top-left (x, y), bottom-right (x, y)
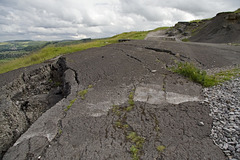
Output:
top-left (190, 11), bottom-right (240, 43)
top-left (146, 9), bottom-right (240, 44)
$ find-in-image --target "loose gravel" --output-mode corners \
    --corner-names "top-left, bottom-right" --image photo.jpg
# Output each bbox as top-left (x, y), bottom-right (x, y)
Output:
top-left (203, 77), bottom-right (240, 160)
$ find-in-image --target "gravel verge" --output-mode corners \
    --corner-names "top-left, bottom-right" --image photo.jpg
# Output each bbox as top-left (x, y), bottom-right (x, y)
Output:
top-left (203, 77), bottom-right (240, 160)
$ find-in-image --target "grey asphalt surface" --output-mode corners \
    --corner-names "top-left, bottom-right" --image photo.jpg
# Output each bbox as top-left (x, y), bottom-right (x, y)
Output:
top-left (1, 40), bottom-right (240, 159)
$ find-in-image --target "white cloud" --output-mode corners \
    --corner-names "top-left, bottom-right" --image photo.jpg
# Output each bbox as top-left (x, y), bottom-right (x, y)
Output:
top-left (0, 0), bottom-right (239, 41)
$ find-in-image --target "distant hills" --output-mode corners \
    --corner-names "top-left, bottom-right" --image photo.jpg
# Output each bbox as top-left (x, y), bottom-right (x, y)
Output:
top-left (0, 41), bottom-right (49, 63)
top-left (0, 39), bottom-right (93, 64)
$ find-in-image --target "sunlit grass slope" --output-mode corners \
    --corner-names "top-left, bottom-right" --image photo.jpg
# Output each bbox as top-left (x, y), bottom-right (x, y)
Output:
top-left (0, 27), bottom-right (169, 74)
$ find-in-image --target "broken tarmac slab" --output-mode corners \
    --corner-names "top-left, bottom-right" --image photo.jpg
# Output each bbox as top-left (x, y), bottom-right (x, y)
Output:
top-left (2, 40), bottom-right (239, 159)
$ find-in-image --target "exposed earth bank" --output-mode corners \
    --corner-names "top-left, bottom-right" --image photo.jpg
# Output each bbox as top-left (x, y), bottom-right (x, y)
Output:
top-left (146, 10), bottom-right (240, 43)
top-left (1, 39), bottom-right (240, 159)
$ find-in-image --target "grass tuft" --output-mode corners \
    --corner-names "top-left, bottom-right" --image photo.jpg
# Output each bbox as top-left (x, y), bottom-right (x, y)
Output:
top-left (64, 98), bottom-right (77, 111)
top-left (157, 145), bottom-right (166, 153)
top-left (182, 38), bottom-right (189, 42)
top-left (127, 132), bottom-right (145, 160)
top-left (130, 145), bottom-right (140, 160)
top-left (78, 89), bottom-right (88, 100)
top-left (127, 132), bottom-right (145, 148)
top-left (78, 85), bottom-right (93, 100)
top-left (126, 91), bottom-right (135, 111)
top-left (171, 62), bottom-right (212, 87)
top-left (171, 62), bottom-right (240, 87)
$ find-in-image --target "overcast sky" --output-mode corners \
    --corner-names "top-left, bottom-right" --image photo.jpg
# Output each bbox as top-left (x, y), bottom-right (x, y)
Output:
top-left (0, 0), bottom-right (239, 42)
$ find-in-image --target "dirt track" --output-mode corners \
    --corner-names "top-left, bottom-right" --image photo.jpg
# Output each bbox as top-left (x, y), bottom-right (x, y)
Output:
top-left (1, 40), bottom-right (240, 159)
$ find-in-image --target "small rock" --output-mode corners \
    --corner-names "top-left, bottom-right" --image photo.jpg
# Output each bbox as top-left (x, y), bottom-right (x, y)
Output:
top-left (223, 143), bottom-right (229, 150)
top-left (228, 145), bottom-right (236, 152)
top-left (198, 121), bottom-right (204, 126)
top-left (151, 70), bottom-right (157, 73)
top-left (235, 144), bottom-right (240, 149)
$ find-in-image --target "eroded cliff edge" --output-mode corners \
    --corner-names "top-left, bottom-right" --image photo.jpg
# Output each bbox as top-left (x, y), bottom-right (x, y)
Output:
top-left (0, 57), bottom-right (70, 158)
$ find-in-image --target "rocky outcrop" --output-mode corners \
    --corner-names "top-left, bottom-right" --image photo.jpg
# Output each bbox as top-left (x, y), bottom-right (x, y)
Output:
top-left (164, 20), bottom-right (210, 41)
top-left (0, 57), bottom-right (68, 158)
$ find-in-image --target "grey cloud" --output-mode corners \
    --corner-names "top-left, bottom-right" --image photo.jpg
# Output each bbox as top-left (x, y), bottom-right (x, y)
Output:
top-left (0, 0), bottom-right (239, 42)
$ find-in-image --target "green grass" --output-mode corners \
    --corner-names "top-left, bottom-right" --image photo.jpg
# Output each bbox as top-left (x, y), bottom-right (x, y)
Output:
top-left (234, 8), bottom-right (240, 13)
top-left (130, 145), bottom-right (140, 160)
top-left (79, 89), bottom-right (88, 100)
top-left (157, 145), bottom-right (166, 153)
top-left (127, 132), bottom-right (145, 160)
top-left (0, 59), bottom-right (12, 64)
top-left (58, 129), bottom-right (63, 135)
top-left (150, 27), bottom-right (169, 32)
top-left (171, 62), bottom-right (240, 87)
top-left (125, 91), bottom-right (135, 111)
top-left (64, 98), bottom-right (77, 111)
top-left (171, 62), bottom-right (212, 87)
top-left (182, 38), bottom-right (189, 42)
top-left (78, 85), bottom-right (93, 100)
top-left (127, 132), bottom-right (145, 148)
top-left (0, 27), bottom-right (169, 74)
top-left (112, 105), bottom-right (121, 116)
top-left (115, 121), bottom-right (123, 128)
top-left (214, 68), bottom-right (240, 82)
top-left (190, 18), bottom-right (211, 23)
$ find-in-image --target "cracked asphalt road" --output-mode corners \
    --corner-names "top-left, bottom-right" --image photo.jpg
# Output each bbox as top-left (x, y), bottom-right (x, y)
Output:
top-left (2, 40), bottom-right (240, 159)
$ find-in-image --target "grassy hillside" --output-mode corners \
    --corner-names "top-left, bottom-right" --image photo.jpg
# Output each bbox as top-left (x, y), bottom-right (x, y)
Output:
top-left (0, 27), bottom-right (168, 74)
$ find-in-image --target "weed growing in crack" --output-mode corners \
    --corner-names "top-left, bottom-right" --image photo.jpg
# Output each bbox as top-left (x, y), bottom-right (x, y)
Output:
top-left (130, 145), bottom-right (140, 160)
top-left (127, 132), bottom-right (145, 148)
top-left (112, 105), bottom-right (121, 116)
top-left (171, 62), bottom-right (218, 87)
top-left (64, 98), bottom-right (77, 111)
top-left (115, 121), bottom-right (122, 128)
top-left (157, 145), bottom-right (166, 153)
top-left (123, 124), bottom-right (129, 129)
top-left (111, 89), bottom-right (145, 160)
top-left (58, 129), bottom-right (63, 135)
top-left (171, 62), bottom-right (240, 87)
top-left (78, 89), bottom-right (88, 100)
top-left (126, 106), bottom-right (134, 112)
top-left (126, 91), bottom-right (135, 111)
top-left (182, 38), bottom-right (189, 42)
top-left (128, 99), bottom-right (134, 106)
top-left (127, 132), bottom-right (145, 160)
top-left (78, 85), bottom-right (93, 100)
top-left (88, 84), bottom-right (93, 88)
